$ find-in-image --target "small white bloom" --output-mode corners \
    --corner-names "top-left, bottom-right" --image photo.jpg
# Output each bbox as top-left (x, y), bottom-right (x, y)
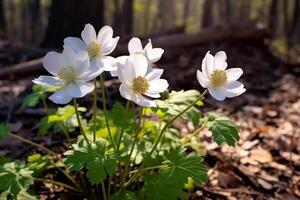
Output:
top-left (196, 51), bottom-right (246, 101)
top-left (108, 37), bottom-right (164, 78)
top-left (33, 46), bottom-right (102, 104)
top-left (128, 37), bottom-right (164, 64)
top-left (64, 24), bottom-right (120, 72)
top-left (118, 54), bottom-right (168, 107)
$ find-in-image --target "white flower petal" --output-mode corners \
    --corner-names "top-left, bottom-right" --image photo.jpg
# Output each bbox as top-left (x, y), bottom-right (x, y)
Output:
top-left (214, 51), bottom-right (227, 70)
top-left (144, 39), bottom-right (153, 51)
top-left (119, 84), bottom-right (135, 100)
top-left (63, 37), bottom-right (86, 53)
top-left (145, 48), bottom-right (164, 63)
top-left (116, 56), bottom-right (128, 65)
top-left (101, 56), bottom-right (117, 72)
top-left (49, 87), bottom-right (73, 104)
top-left (145, 68), bottom-right (164, 81)
top-left (66, 82), bottom-right (94, 98)
top-left (81, 23), bottom-right (97, 45)
top-left (128, 37), bottom-right (143, 54)
top-left (148, 79), bottom-right (169, 93)
top-left (77, 59), bottom-right (104, 81)
top-left (73, 51), bottom-right (90, 75)
top-left (97, 26), bottom-right (113, 44)
top-left (208, 88), bottom-right (226, 101)
top-left (134, 94), bottom-right (156, 107)
top-left (196, 70), bottom-right (210, 88)
top-left (226, 68), bottom-right (243, 82)
top-left (33, 76), bottom-right (62, 87)
top-left (43, 52), bottom-right (65, 76)
top-left (201, 51), bottom-right (214, 77)
top-left (101, 37), bottom-right (120, 55)
top-left (219, 81), bottom-right (246, 98)
top-left (128, 54), bottom-right (148, 77)
top-left (62, 45), bottom-right (77, 66)
top-left (144, 92), bottom-right (160, 98)
top-left (121, 58), bottom-right (136, 82)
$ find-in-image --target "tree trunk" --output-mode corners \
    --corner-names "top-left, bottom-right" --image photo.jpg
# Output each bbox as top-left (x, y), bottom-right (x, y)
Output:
top-left (183, 0), bottom-right (191, 29)
top-left (202, 0), bottom-right (214, 28)
top-left (0, 0), bottom-right (5, 31)
top-left (113, 0), bottom-right (121, 34)
top-left (41, 0), bottom-right (104, 48)
top-left (157, 0), bottom-right (176, 31)
top-left (291, 0), bottom-right (300, 44)
top-left (269, 0), bottom-right (279, 38)
top-left (121, 0), bottom-right (133, 36)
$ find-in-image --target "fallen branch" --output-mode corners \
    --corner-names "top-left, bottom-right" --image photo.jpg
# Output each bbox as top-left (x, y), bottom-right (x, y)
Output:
top-left (0, 24), bottom-right (269, 79)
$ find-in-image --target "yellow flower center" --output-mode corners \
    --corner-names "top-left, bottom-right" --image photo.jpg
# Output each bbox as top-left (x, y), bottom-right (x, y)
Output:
top-left (132, 76), bottom-right (149, 93)
top-left (134, 51), bottom-right (144, 55)
top-left (57, 66), bottom-right (76, 82)
top-left (210, 69), bottom-right (227, 88)
top-left (87, 42), bottom-right (101, 59)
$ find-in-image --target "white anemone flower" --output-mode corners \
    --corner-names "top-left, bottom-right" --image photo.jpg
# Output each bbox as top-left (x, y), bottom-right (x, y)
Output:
top-left (118, 54), bottom-right (168, 107)
top-left (128, 37), bottom-right (164, 64)
top-left (33, 46), bottom-right (102, 104)
top-left (107, 37), bottom-right (164, 77)
top-left (196, 51), bottom-right (246, 101)
top-left (64, 23), bottom-right (119, 72)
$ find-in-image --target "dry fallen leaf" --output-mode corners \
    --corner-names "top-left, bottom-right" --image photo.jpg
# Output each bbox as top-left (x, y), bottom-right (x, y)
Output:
top-left (250, 148), bottom-right (273, 163)
top-left (257, 178), bottom-right (273, 190)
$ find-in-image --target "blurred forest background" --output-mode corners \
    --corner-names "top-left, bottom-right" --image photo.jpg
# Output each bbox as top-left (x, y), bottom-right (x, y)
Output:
top-left (0, 0), bottom-right (300, 50)
top-left (0, 1), bottom-right (299, 199)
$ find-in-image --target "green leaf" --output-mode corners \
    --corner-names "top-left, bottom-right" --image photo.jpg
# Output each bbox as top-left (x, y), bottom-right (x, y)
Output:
top-left (27, 154), bottom-right (51, 176)
top-left (206, 113), bottom-right (240, 147)
top-left (21, 92), bottom-right (42, 109)
top-left (111, 190), bottom-right (137, 200)
top-left (141, 147), bottom-right (208, 200)
top-left (141, 173), bottom-right (188, 200)
top-left (155, 90), bottom-right (203, 126)
top-left (0, 162), bottom-right (34, 198)
top-left (162, 146), bottom-right (208, 184)
top-left (21, 85), bottom-right (57, 109)
top-left (0, 123), bottom-right (10, 140)
top-left (109, 103), bottom-right (135, 130)
top-left (64, 139), bottom-right (117, 185)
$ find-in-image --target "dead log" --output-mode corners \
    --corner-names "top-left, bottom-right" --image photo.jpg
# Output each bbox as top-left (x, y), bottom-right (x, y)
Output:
top-left (0, 24), bottom-right (269, 79)
top-left (114, 23), bottom-right (269, 55)
top-left (0, 58), bottom-right (44, 79)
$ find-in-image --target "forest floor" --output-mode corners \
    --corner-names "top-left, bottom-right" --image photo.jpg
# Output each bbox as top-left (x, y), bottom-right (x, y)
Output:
top-left (0, 37), bottom-right (299, 200)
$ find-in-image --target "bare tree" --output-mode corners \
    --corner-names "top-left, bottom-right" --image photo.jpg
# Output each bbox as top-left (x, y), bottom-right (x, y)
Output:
top-left (202, 0), bottom-right (214, 28)
top-left (269, 0), bottom-right (279, 38)
top-left (41, 0), bottom-right (104, 48)
top-left (0, 0), bottom-right (5, 31)
top-left (157, 0), bottom-right (176, 31)
top-left (291, 0), bottom-right (300, 44)
top-left (121, 0), bottom-right (133, 36)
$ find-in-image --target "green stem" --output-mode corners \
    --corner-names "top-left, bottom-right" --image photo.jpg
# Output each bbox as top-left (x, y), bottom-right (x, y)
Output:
top-left (129, 165), bottom-right (166, 174)
top-left (121, 108), bottom-right (144, 189)
top-left (8, 133), bottom-right (81, 191)
top-left (8, 133), bottom-right (57, 156)
top-left (101, 181), bottom-right (108, 200)
top-left (41, 94), bottom-right (48, 110)
top-left (93, 80), bottom-right (98, 142)
top-left (34, 178), bottom-right (81, 192)
top-left (58, 122), bottom-right (72, 146)
top-left (180, 123), bottom-right (206, 144)
top-left (100, 75), bottom-right (117, 151)
top-left (73, 99), bottom-right (90, 145)
top-left (53, 162), bottom-right (82, 191)
top-left (124, 89), bottom-right (208, 188)
top-left (116, 101), bottom-right (131, 152)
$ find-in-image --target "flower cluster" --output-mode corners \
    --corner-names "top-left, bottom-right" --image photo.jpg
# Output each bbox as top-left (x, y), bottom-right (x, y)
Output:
top-left (33, 24), bottom-right (245, 106)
